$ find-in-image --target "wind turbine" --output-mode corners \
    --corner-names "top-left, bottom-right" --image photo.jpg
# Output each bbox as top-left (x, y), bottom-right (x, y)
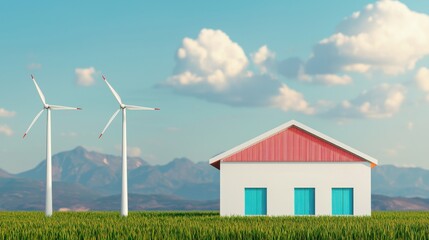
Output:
top-left (23, 75), bottom-right (81, 217)
top-left (99, 74), bottom-right (159, 217)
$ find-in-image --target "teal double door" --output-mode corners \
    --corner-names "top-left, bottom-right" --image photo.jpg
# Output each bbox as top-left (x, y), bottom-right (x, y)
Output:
top-left (245, 188), bottom-right (267, 215)
top-left (294, 188), bottom-right (315, 215)
top-left (332, 188), bottom-right (354, 215)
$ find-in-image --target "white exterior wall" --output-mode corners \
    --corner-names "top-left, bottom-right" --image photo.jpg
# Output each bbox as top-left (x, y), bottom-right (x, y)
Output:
top-left (220, 162), bottom-right (371, 216)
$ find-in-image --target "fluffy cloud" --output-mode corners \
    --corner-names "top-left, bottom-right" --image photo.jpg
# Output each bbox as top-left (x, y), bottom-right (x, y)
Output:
top-left (75, 67), bottom-right (96, 86)
top-left (165, 127), bottom-right (180, 132)
top-left (277, 59), bottom-right (352, 85)
top-left (416, 67), bottom-right (429, 101)
top-left (407, 121), bottom-right (414, 131)
top-left (127, 147), bottom-right (142, 157)
top-left (166, 29), bottom-right (313, 114)
top-left (312, 74), bottom-right (352, 85)
top-left (173, 29), bottom-right (248, 90)
top-left (327, 83), bottom-right (406, 119)
top-left (271, 85), bottom-right (314, 114)
top-left (252, 45), bottom-right (276, 74)
top-left (0, 108), bottom-right (15, 117)
top-left (305, 0), bottom-right (429, 75)
top-left (115, 145), bottom-right (142, 157)
top-left (60, 132), bottom-right (78, 137)
top-left (27, 63), bottom-right (42, 70)
top-left (0, 125), bottom-right (13, 136)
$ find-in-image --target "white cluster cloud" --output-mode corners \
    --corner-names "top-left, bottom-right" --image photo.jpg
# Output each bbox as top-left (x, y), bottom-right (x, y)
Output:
top-left (407, 121), bottom-right (414, 131)
top-left (127, 146), bottom-right (142, 157)
top-left (271, 85), bottom-right (314, 114)
top-left (171, 29), bottom-right (248, 90)
top-left (165, 0), bottom-right (428, 118)
top-left (0, 108), bottom-right (14, 137)
top-left (27, 63), bottom-right (42, 70)
top-left (384, 147), bottom-right (399, 157)
top-left (306, 0), bottom-right (429, 75)
top-left (252, 48), bottom-right (353, 86)
top-left (0, 108), bottom-right (15, 118)
top-left (115, 145), bottom-right (142, 157)
top-left (75, 67), bottom-right (96, 86)
top-left (166, 29), bottom-right (313, 114)
top-left (328, 83), bottom-right (406, 119)
top-left (60, 132), bottom-right (78, 137)
top-left (0, 125), bottom-right (13, 136)
top-left (416, 67), bottom-right (429, 101)
top-left (313, 74), bottom-right (352, 85)
top-left (252, 45), bottom-right (276, 74)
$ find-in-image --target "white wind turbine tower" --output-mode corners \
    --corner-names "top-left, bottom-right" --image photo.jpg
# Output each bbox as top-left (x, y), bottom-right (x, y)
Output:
top-left (99, 75), bottom-right (159, 217)
top-left (23, 75), bottom-right (81, 217)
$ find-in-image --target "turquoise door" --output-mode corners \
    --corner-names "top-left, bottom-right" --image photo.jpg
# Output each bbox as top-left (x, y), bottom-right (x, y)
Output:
top-left (332, 188), bottom-right (353, 215)
top-left (245, 188), bottom-right (267, 215)
top-left (294, 188), bottom-right (315, 215)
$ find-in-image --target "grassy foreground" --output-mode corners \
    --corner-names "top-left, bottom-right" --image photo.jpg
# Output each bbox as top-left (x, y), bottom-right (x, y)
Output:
top-left (1, 211), bottom-right (429, 239)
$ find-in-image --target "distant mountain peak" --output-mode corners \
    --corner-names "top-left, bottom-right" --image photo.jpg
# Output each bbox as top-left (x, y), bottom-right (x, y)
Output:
top-left (17, 146), bottom-right (150, 191)
top-left (72, 146), bottom-right (87, 153)
top-left (373, 164), bottom-right (429, 198)
top-left (384, 164), bottom-right (425, 170)
top-left (171, 158), bottom-right (192, 164)
top-left (0, 168), bottom-right (13, 178)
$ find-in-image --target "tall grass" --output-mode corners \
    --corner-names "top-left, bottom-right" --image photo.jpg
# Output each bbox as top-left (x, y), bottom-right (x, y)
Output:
top-left (0, 211), bottom-right (428, 239)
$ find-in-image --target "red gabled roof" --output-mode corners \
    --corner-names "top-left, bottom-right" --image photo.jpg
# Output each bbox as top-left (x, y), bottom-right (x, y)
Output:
top-left (209, 120), bottom-right (378, 169)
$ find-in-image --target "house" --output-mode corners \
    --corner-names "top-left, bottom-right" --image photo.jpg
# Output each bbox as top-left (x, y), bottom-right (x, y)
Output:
top-left (209, 120), bottom-right (378, 216)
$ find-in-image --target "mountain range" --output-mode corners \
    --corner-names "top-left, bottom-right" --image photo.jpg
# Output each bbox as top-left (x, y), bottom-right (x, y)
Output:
top-left (16, 146), bottom-right (219, 200)
top-left (372, 164), bottom-right (429, 198)
top-left (1, 146), bottom-right (429, 211)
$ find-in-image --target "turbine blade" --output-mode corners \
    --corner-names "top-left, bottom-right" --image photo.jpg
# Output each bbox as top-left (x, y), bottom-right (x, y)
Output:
top-left (31, 75), bottom-right (46, 105)
top-left (23, 109), bottom-right (45, 138)
top-left (102, 75), bottom-right (122, 105)
top-left (99, 109), bottom-right (120, 139)
top-left (49, 105), bottom-right (82, 110)
top-left (126, 105), bottom-right (160, 111)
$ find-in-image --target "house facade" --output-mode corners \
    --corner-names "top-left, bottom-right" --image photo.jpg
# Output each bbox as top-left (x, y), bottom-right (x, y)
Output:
top-left (209, 120), bottom-right (378, 216)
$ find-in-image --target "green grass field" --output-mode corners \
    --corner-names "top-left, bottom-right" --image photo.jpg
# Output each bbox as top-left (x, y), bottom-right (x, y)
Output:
top-left (1, 211), bottom-right (428, 239)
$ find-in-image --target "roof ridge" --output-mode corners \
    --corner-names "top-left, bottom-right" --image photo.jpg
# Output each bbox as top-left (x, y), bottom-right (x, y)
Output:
top-left (209, 120), bottom-right (378, 167)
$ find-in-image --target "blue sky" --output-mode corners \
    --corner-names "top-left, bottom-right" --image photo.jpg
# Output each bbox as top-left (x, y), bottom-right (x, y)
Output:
top-left (1, 0), bottom-right (429, 173)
